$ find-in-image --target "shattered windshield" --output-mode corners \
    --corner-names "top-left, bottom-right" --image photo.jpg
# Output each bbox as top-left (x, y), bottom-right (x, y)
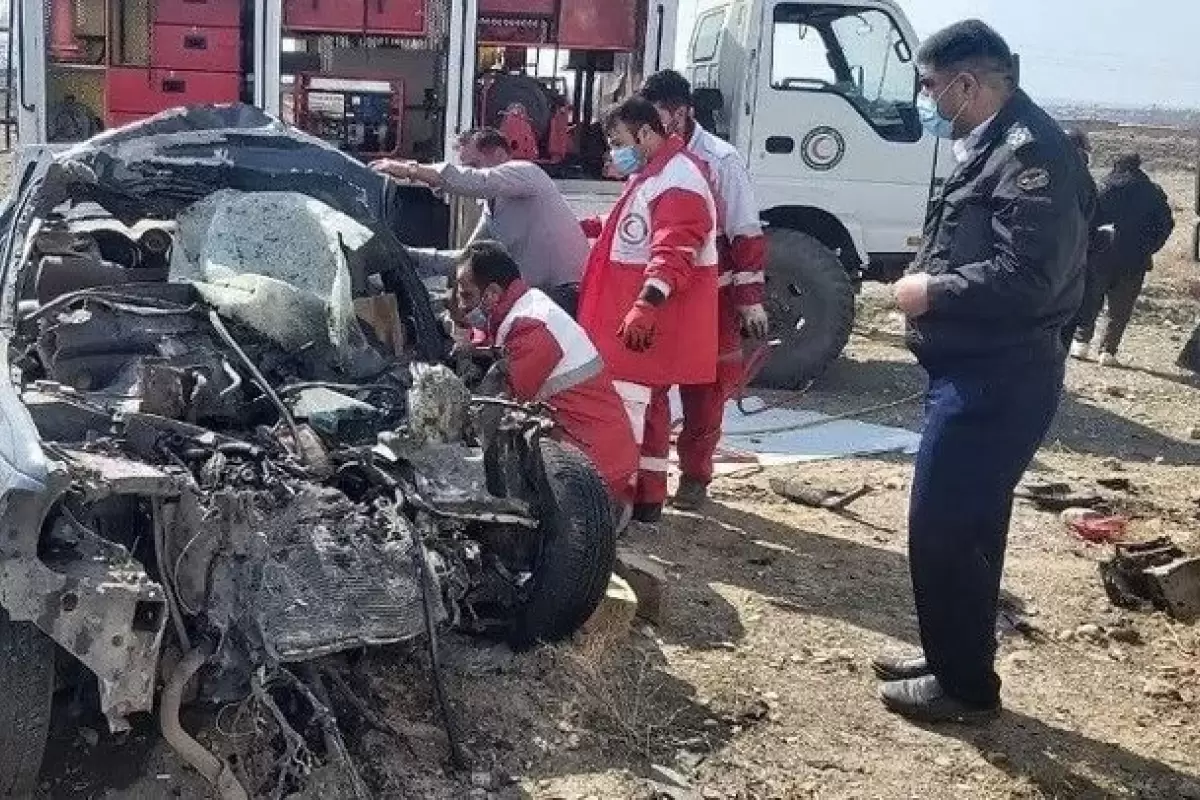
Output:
top-left (175, 189), bottom-right (383, 376)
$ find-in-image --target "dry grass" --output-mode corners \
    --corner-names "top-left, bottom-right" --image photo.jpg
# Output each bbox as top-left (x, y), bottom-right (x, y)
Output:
top-left (552, 640), bottom-right (693, 761)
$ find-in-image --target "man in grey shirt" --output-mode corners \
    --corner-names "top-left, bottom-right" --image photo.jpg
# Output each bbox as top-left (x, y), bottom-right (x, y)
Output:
top-left (372, 128), bottom-right (589, 315)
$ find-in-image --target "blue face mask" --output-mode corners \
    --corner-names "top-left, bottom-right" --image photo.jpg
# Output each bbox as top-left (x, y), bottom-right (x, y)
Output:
top-left (917, 92), bottom-right (956, 139)
top-left (917, 75), bottom-right (969, 140)
top-left (465, 306), bottom-right (488, 330)
top-left (610, 145), bottom-right (645, 177)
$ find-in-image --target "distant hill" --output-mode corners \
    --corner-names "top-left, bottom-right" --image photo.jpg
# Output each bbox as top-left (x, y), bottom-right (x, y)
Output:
top-left (1048, 103), bottom-right (1200, 131)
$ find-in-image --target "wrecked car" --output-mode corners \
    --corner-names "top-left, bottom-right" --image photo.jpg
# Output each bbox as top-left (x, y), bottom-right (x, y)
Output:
top-left (0, 105), bottom-right (617, 797)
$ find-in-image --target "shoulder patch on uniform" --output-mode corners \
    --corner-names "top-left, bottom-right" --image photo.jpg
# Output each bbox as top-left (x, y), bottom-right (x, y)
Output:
top-left (1016, 166), bottom-right (1051, 192)
top-left (1005, 123), bottom-right (1035, 151)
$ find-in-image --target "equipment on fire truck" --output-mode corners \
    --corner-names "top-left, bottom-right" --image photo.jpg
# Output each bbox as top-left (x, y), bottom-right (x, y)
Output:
top-left (48, 0), bottom-right (84, 61)
top-left (475, 70), bottom-right (573, 165)
top-left (294, 74), bottom-right (404, 161)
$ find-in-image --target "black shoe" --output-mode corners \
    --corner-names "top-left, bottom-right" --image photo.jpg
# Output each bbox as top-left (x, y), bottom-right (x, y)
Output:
top-left (872, 653), bottom-right (931, 682)
top-left (672, 477), bottom-right (709, 511)
top-left (879, 675), bottom-right (1000, 725)
top-left (632, 503), bottom-right (663, 524)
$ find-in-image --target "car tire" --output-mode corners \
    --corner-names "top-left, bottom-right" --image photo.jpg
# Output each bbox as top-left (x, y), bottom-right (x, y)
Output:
top-left (509, 439), bottom-right (617, 649)
top-left (752, 228), bottom-right (855, 390)
top-left (0, 609), bottom-right (54, 797)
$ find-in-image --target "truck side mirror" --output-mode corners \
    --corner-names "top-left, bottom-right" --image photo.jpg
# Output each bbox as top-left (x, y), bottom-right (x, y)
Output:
top-left (1011, 53), bottom-right (1021, 86)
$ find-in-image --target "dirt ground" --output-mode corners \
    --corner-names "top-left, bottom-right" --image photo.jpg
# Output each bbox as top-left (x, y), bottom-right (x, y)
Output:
top-left (12, 145), bottom-right (1200, 799)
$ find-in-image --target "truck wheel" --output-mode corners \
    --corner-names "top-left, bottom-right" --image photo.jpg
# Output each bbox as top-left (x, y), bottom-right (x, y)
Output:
top-left (509, 439), bottom-right (617, 649)
top-left (0, 610), bottom-right (54, 796)
top-left (753, 229), bottom-right (855, 389)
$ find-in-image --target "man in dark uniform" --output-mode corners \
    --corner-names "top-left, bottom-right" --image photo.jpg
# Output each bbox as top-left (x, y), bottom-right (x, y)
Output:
top-left (875, 20), bottom-right (1096, 724)
top-left (1069, 152), bottom-right (1175, 366)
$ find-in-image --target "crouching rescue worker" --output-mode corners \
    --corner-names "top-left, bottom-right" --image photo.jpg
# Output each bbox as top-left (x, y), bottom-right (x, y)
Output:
top-left (641, 69), bottom-right (768, 510)
top-left (577, 97), bottom-right (720, 525)
top-left (454, 240), bottom-right (639, 517)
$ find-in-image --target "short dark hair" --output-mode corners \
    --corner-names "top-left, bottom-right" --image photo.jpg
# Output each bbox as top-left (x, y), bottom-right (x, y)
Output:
top-left (1114, 152), bottom-right (1143, 172)
top-left (917, 19), bottom-right (1015, 82)
top-left (1065, 127), bottom-right (1091, 154)
top-left (457, 127), bottom-right (510, 153)
top-left (459, 240), bottom-right (521, 288)
top-left (604, 96), bottom-right (666, 136)
top-left (641, 70), bottom-right (693, 111)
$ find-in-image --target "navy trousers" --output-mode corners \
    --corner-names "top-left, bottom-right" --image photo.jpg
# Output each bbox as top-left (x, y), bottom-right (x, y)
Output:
top-left (909, 355), bottom-right (1064, 706)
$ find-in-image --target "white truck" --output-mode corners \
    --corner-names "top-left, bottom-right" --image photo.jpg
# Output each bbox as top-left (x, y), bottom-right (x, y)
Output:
top-left (7, 0), bottom-right (948, 387)
top-left (684, 0), bottom-right (950, 385)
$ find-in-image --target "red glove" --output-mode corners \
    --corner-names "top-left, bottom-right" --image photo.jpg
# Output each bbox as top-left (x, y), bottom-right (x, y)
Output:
top-left (618, 300), bottom-right (658, 352)
top-left (580, 217), bottom-right (604, 239)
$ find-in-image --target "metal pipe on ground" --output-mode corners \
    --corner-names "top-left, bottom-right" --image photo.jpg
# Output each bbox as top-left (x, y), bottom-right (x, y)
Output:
top-left (160, 643), bottom-right (250, 800)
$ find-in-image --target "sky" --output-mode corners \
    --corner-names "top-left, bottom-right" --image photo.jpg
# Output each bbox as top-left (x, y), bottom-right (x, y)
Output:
top-left (675, 0), bottom-right (1200, 109)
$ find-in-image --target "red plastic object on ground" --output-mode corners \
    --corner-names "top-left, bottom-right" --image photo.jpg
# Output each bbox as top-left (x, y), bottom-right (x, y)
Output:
top-left (1062, 508), bottom-right (1129, 544)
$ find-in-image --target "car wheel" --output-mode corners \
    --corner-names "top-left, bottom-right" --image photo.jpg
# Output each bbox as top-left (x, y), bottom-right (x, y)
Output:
top-left (752, 228), bottom-right (856, 389)
top-left (0, 609), bottom-right (54, 796)
top-left (508, 438), bottom-right (617, 649)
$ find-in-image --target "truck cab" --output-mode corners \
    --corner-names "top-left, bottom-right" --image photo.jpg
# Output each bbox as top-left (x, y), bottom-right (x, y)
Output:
top-left (686, 0), bottom-right (951, 386)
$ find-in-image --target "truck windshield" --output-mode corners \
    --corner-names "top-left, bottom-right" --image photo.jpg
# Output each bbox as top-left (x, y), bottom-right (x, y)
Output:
top-left (771, 4), bottom-right (920, 143)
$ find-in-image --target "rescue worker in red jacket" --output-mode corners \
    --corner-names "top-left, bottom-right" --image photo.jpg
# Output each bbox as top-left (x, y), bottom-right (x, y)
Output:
top-left (641, 70), bottom-right (769, 510)
top-left (454, 240), bottom-right (639, 515)
top-left (577, 97), bottom-right (720, 525)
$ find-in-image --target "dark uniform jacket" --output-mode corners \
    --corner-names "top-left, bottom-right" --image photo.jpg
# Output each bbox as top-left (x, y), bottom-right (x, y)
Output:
top-left (1093, 167), bottom-right (1174, 274)
top-left (907, 90), bottom-right (1097, 370)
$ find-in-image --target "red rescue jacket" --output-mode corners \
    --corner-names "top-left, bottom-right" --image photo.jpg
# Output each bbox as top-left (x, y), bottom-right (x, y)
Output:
top-left (686, 124), bottom-right (766, 312)
top-left (577, 136), bottom-right (719, 387)
top-left (490, 281), bottom-right (638, 502)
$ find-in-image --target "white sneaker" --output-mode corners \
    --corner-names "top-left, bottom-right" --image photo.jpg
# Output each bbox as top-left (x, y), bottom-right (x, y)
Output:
top-left (1098, 352), bottom-right (1121, 368)
top-left (1069, 341), bottom-right (1092, 360)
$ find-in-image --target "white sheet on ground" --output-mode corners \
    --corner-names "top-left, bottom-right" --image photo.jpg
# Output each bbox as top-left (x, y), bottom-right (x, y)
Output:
top-left (668, 391), bottom-right (920, 474)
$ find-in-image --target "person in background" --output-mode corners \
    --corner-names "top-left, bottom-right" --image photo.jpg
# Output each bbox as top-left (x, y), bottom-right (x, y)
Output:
top-left (454, 240), bottom-right (638, 519)
top-left (48, 94), bottom-right (101, 143)
top-left (1059, 128), bottom-right (1106, 349)
top-left (1069, 152), bottom-right (1175, 366)
top-left (577, 97), bottom-right (720, 526)
top-left (640, 69), bottom-right (769, 512)
top-left (372, 128), bottom-right (589, 316)
top-left (878, 20), bottom-right (1095, 724)
top-left (1065, 128), bottom-right (1092, 167)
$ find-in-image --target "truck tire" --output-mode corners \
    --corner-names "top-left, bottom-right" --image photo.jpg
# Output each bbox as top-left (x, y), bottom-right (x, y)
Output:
top-left (0, 610), bottom-right (54, 796)
top-left (753, 228), bottom-right (856, 390)
top-left (509, 439), bottom-right (617, 649)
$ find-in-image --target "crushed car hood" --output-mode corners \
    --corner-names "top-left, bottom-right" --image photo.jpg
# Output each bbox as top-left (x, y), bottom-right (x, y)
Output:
top-left (0, 103), bottom-right (448, 362)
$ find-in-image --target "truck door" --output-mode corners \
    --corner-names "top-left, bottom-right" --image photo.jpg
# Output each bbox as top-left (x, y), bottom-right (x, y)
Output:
top-left (747, 1), bottom-right (939, 264)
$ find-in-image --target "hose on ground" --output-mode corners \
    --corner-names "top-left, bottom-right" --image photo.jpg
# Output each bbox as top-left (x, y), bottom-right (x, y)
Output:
top-left (161, 643), bottom-right (250, 800)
